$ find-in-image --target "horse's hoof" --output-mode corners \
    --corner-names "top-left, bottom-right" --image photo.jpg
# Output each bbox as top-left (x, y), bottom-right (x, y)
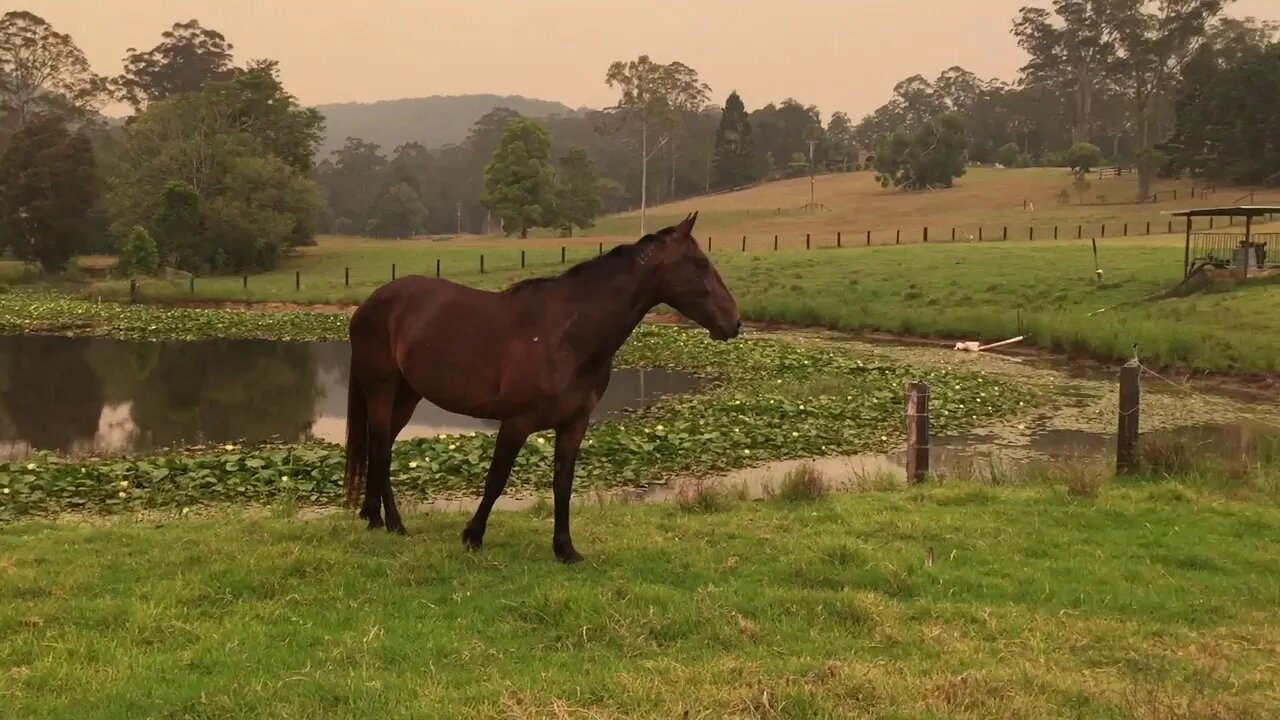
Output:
top-left (461, 526), bottom-right (484, 551)
top-left (386, 521), bottom-right (408, 536)
top-left (365, 517), bottom-right (385, 531)
top-left (553, 538), bottom-right (583, 564)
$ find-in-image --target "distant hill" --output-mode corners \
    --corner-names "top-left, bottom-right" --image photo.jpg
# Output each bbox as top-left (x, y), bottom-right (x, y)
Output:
top-left (313, 94), bottom-right (583, 157)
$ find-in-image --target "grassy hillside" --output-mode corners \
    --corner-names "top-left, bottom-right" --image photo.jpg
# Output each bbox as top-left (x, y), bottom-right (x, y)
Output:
top-left (314, 94), bottom-right (579, 156)
top-left (568, 167), bottom-right (1274, 241)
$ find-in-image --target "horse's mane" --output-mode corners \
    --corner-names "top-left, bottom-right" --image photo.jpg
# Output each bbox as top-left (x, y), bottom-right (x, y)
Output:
top-left (505, 232), bottom-right (666, 294)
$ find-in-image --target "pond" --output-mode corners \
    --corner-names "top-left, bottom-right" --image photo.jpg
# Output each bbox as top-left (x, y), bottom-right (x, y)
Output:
top-left (0, 335), bottom-right (704, 460)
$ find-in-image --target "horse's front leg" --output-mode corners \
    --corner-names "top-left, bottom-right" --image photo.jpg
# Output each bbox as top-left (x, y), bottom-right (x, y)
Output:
top-left (462, 421), bottom-right (530, 550)
top-left (551, 412), bottom-right (590, 564)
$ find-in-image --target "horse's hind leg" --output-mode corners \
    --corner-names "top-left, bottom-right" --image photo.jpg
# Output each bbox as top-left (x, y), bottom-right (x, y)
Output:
top-left (358, 377), bottom-right (400, 532)
top-left (381, 378), bottom-right (420, 535)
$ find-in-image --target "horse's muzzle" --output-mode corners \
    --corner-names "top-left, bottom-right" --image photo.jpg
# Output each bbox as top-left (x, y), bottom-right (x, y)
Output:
top-left (712, 319), bottom-right (742, 341)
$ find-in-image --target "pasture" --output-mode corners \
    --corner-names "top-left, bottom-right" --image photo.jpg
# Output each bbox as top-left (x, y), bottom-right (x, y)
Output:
top-left (5, 167), bottom-right (1280, 718)
top-left (4, 473), bottom-right (1280, 719)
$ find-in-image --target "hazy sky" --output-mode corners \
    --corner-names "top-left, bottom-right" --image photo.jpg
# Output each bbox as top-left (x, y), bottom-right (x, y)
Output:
top-left (20, 0), bottom-right (1280, 119)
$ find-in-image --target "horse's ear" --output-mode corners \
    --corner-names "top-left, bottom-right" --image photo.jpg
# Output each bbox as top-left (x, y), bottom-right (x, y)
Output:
top-left (676, 211), bottom-right (699, 236)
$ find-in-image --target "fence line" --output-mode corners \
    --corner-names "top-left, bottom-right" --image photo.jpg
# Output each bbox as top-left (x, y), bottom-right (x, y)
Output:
top-left (149, 212), bottom-right (1280, 296)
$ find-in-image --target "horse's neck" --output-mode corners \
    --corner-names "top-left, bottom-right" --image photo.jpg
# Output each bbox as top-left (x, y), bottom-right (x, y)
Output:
top-left (560, 264), bottom-right (655, 365)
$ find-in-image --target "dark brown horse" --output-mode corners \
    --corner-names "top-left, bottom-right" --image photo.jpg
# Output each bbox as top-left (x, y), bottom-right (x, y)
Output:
top-left (343, 212), bottom-right (739, 562)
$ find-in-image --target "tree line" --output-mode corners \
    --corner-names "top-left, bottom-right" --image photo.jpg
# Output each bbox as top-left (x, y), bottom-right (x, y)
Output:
top-left (1, 4), bottom-right (1277, 274)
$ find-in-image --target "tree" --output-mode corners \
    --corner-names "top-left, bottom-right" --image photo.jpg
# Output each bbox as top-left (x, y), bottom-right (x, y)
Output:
top-left (115, 20), bottom-right (236, 109)
top-left (994, 142), bottom-right (1021, 166)
top-left (825, 111), bottom-right (857, 171)
top-left (482, 118), bottom-right (557, 238)
top-left (0, 11), bottom-right (105, 127)
top-left (106, 66), bottom-right (322, 272)
top-left (1066, 141), bottom-right (1105, 174)
top-left (603, 55), bottom-right (709, 234)
top-left (1107, 0), bottom-right (1229, 154)
top-left (873, 113), bottom-right (969, 190)
top-left (554, 147), bottom-right (602, 236)
top-left (116, 225), bottom-right (159, 276)
top-left (1012, 1), bottom-right (1127, 144)
top-left (366, 182), bottom-right (429, 239)
top-left (1161, 41), bottom-right (1280, 185)
top-left (0, 115), bottom-right (98, 271)
top-left (317, 137), bottom-right (388, 232)
top-left (712, 90), bottom-right (758, 188)
top-left (153, 180), bottom-right (202, 269)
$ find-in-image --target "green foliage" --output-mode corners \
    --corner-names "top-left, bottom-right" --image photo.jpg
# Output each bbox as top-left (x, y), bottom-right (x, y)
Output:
top-left (482, 118), bottom-right (558, 238)
top-left (1015, 152), bottom-right (1033, 168)
top-left (152, 181), bottom-right (202, 269)
top-left (994, 142), bottom-right (1020, 167)
top-left (115, 225), bottom-right (159, 276)
top-left (114, 20), bottom-right (236, 110)
top-left (0, 115), bottom-right (99, 272)
top-left (712, 90), bottom-right (758, 188)
top-left (1163, 42), bottom-right (1280, 185)
top-left (874, 112), bottom-right (969, 190)
top-left (0, 310), bottom-right (1024, 519)
top-left (1066, 142), bottom-right (1104, 175)
top-left (0, 11), bottom-right (105, 126)
top-left (553, 147), bottom-right (602, 236)
top-left (365, 182), bottom-right (429, 239)
top-left (106, 62), bottom-right (323, 273)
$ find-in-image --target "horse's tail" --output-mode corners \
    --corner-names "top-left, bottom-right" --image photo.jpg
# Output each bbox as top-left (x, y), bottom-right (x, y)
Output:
top-left (343, 364), bottom-right (368, 509)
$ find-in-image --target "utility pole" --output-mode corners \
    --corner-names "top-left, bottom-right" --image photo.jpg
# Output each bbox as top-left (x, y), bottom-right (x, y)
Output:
top-left (806, 139), bottom-right (818, 210)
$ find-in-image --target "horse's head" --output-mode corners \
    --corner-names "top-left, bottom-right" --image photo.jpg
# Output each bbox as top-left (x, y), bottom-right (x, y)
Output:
top-left (649, 212), bottom-right (741, 341)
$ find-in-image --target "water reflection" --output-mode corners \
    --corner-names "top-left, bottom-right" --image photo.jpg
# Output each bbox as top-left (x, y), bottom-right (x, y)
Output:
top-left (0, 336), bottom-right (702, 459)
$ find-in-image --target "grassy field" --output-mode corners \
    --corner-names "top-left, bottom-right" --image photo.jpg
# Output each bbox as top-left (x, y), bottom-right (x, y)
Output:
top-left (4, 468), bottom-right (1280, 719)
top-left (73, 223), bottom-right (1280, 373)
top-left (8, 167), bottom-right (1280, 372)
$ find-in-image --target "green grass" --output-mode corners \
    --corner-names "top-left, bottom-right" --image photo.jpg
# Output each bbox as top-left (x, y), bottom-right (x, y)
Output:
top-left (63, 228), bottom-right (1280, 373)
top-left (4, 480), bottom-right (1280, 718)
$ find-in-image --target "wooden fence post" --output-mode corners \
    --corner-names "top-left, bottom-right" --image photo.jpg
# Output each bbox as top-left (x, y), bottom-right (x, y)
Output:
top-left (1167, 220), bottom-right (1172, 234)
top-left (435, 258), bottom-right (441, 278)
top-left (979, 227), bottom-right (984, 242)
top-left (805, 233), bottom-right (811, 250)
top-left (1054, 225), bottom-right (1059, 239)
top-left (391, 263), bottom-right (396, 281)
top-left (1029, 226), bottom-right (1035, 241)
top-left (836, 231), bottom-right (842, 248)
top-left (480, 254), bottom-right (485, 274)
top-left (742, 235), bottom-right (747, 252)
top-left (561, 246), bottom-right (566, 264)
top-left (598, 242), bottom-right (603, 256)
top-left (1146, 221), bottom-right (1151, 235)
top-left (951, 227), bottom-right (956, 242)
top-left (906, 381), bottom-right (930, 484)
top-left (1078, 225), bottom-right (1083, 239)
top-left (895, 230), bottom-right (901, 245)
top-left (923, 226), bottom-right (929, 243)
top-left (1101, 224), bottom-right (1107, 238)
top-left (243, 275), bottom-right (248, 291)
top-left (1124, 222), bottom-right (1128, 237)
top-left (1116, 362), bottom-right (1141, 475)
top-left (189, 276), bottom-right (195, 295)
top-left (1003, 226), bottom-right (1008, 241)
top-left (774, 234), bottom-right (779, 251)
top-left (344, 267), bottom-right (349, 287)
top-left (295, 271), bottom-right (300, 291)
top-left (708, 236), bottom-right (712, 252)
top-left (521, 250), bottom-right (526, 269)
top-left (865, 231), bottom-right (871, 246)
